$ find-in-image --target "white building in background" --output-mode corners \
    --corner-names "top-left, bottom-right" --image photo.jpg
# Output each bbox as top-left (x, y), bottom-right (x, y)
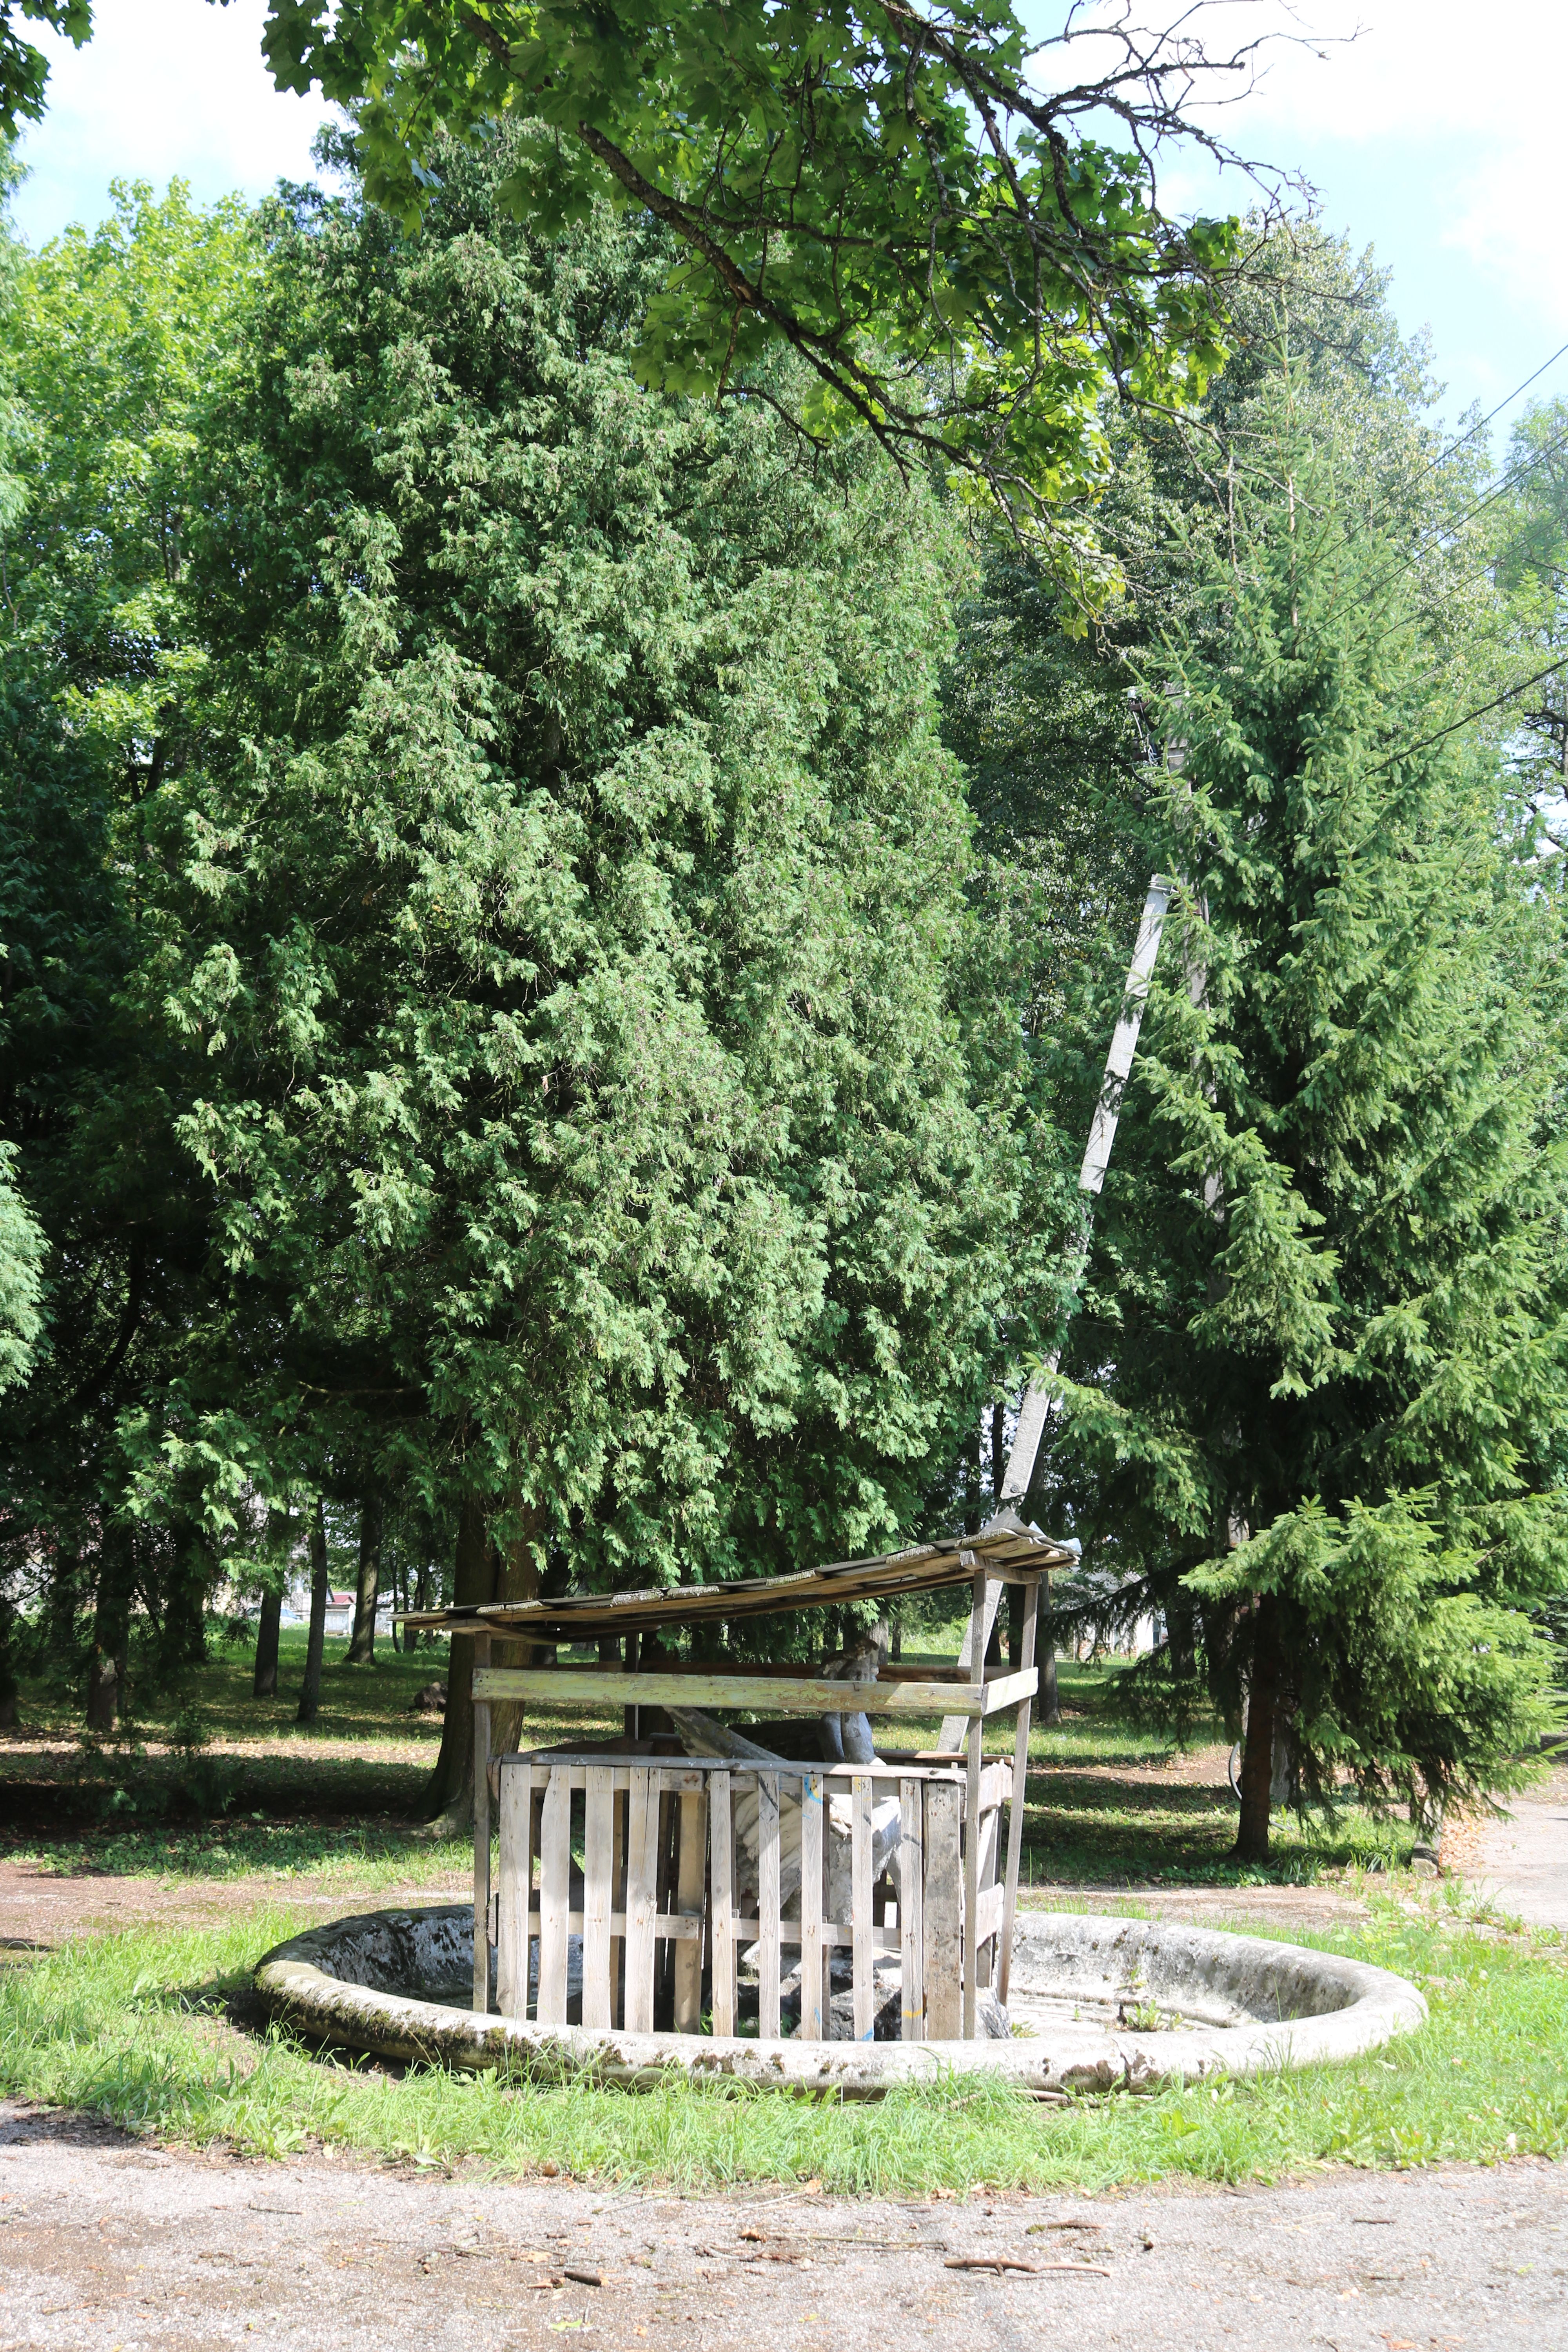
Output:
top-left (278, 1585), bottom-right (396, 1637)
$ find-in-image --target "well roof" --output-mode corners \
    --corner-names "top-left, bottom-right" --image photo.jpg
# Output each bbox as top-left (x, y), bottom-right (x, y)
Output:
top-left (399, 1510), bottom-right (1073, 1641)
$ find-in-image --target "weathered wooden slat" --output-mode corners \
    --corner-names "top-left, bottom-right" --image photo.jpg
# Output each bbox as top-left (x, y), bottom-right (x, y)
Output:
top-left (471, 1666), bottom-right (1032, 1718)
top-left (997, 1577), bottom-right (1038, 2009)
top-left (757, 1772), bottom-right (781, 2041)
top-left (975, 1881), bottom-right (1005, 1945)
top-left (974, 1770), bottom-right (1004, 1991)
top-left (495, 1753), bottom-right (965, 1784)
top-left (495, 1756), bottom-right (532, 2019)
top-left (963, 1725), bottom-right (982, 2037)
top-left (899, 1775), bottom-right (925, 2042)
top-left (611, 1782), bottom-right (627, 2029)
top-left (623, 1766), bottom-right (658, 2034)
top-left (798, 1771), bottom-right (824, 2042)
top-left (936, 1570), bottom-right (1000, 1757)
top-left (581, 1764), bottom-right (614, 2030)
top-left (923, 1777), bottom-right (963, 2040)
top-left (472, 1633), bottom-right (492, 2014)
top-left (524, 1907), bottom-right (704, 1942)
top-left (851, 1773), bottom-right (874, 2042)
top-left (674, 1784), bottom-right (706, 2034)
top-left (709, 1768), bottom-right (735, 2038)
top-left (536, 1766), bottom-right (572, 2027)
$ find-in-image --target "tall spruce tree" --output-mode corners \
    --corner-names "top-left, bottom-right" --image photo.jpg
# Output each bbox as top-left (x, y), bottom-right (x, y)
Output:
top-left (154, 131), bottom-right (1057, 1820)
top-left (1036, 385), bottom-right (1568, 1858)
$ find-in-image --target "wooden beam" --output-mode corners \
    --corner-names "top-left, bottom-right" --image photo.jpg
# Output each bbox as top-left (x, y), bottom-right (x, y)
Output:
top-left (471, 1665), bottom-right (1036, 1718)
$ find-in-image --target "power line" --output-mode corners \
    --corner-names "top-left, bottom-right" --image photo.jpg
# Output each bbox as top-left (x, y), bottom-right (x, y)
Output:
top-left (1366, 652), bottom-right (1568, 778)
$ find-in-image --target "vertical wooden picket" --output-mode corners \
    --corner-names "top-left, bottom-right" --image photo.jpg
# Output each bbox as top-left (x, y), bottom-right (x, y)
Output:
top-left (924, 1777), bottom-right (963, 2040)
top-left (997, 1576), bottom-right (1039, 2007)
top-left (611, 1779), bottom-right (627, 2028)
top-left (471, 1633), bottom-right (491, 2014)
top-left (536, 1766), bottom-right (572, 2026)
top-left (674, 1781), bottom-right (706, 2033)
top-left (709, 1768), bottom-right (735, 2037)
top-left (798, 1769), bottom-right (824, 2041)
top-left (624, 1765), bottom-right (658, 2033)
top-left (899, 1774), bottom-right (925, 2042)
top-left (495, 1757), bottom-right (532, 2019)
top-left (851, 1772), bottom-right (874, 2041)
top-left (962, 1562), bottom-right (985, 2039)
top-left (757, 1771), bottom-right (781, 2040)
top-left (581, 1763), bottom-right (614, 2030)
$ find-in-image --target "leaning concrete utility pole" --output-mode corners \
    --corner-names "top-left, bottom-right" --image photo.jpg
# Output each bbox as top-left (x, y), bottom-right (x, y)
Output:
top-left (994, 873), bottom-right (1174, 1512)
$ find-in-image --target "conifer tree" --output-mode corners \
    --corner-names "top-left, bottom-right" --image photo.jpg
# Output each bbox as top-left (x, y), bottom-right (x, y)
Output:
top-left (1039, 387), bottom-right (1568, 1858)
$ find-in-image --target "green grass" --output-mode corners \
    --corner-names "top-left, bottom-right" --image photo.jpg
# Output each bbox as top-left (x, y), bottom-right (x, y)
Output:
top-left (1, 1893), bottom-right (1563, 2192)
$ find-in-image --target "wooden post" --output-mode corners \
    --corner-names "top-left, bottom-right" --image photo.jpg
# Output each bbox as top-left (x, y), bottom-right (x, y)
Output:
top-left (471, 1632), bottom-right (491, 2014)
top-left (851, 1771), bottom-right (874, 2041)
top-left (962, 1565), bottom-right (985, 2038)
top-left (710, 1768), bottom-right (735, 2037)
top-left (624, 1629), bottom-right (641, 1744)
top-left (758, 1771), bottom-right (781, 2040)
top-left (997, 1577), bottom-right (1039, 2007)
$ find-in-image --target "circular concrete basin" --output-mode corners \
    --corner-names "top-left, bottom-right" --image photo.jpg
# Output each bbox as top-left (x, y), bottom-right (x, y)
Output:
top-left (255, 1904), bottom-right (1426, 2096)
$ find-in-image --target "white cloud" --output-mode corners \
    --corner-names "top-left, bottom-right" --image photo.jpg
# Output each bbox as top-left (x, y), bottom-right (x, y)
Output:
top-left (12, 0), bottom-right (327, 244)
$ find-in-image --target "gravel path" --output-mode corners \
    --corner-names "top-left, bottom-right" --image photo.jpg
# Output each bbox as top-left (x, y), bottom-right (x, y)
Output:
top-left (2, 2099), bottom-right (1563, 2351)
top-left (1469, 1778), bottom-right (1568, 1933)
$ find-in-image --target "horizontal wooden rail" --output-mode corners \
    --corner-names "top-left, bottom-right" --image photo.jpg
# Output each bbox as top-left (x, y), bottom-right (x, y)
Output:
top-left (471, 1665), bottom-right (1037, 1719)
top-left (518, 1905), bottom-right (903, 1956)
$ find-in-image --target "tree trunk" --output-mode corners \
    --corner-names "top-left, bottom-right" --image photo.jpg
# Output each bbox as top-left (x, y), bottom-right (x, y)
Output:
top-left (347, 1491), bottom-right (383, 1665)
top-left (1038, 1572), bottom-right (1061, 1725)
top-left (1007, 1581), bottom-right (1022, 1671)
top-left (0, 1585), bottom-right (16, 1730)
top-left (296, 1498), bottom-right (329, 1728)
top-left (420, 1494), bottom-right (492, 1829)
top-left (86, 1525), bottom-right (135, 1732)
top-left (253, 1588), bottom-right (282, 1697)
top-left (1234, 1596), bottom-right (1280, 1862)
top-left (1167, 1595), bottom-right (1197, 1681)
top-left (162, 1520), bottom-right (212, 1671)
top-left (487, 1501), bottom-right (545, 1761)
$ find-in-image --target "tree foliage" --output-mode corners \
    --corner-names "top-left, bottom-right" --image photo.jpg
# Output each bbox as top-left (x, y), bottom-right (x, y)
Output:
top-left (258, 0), bottom-right (1252, 567)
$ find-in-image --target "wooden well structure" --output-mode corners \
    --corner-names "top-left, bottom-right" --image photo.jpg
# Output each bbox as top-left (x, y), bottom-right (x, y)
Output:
top-left (407, 1511), bottom-right (1073, 2045)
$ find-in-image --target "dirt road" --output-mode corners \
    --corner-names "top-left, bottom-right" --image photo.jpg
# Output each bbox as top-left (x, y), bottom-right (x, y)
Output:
top-left (2, 2098), bottom-right (1562, 2352)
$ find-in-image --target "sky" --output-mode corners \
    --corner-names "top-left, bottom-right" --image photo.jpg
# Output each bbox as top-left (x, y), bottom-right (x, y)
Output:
top-left (11, 0), bottom-right (1568, 455)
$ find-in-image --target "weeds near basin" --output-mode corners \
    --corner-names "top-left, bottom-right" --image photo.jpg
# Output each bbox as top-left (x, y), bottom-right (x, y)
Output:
top-left (2, 1898), bottom-right (1565, 2192)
